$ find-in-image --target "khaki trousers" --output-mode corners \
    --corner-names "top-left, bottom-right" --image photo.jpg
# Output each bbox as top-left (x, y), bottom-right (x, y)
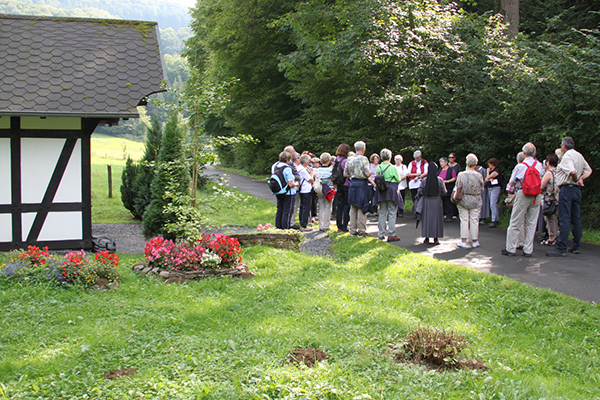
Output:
top-left (349, 205), bottom-right (367, 235)
top-left (506, 190), bottom-right (541, 254)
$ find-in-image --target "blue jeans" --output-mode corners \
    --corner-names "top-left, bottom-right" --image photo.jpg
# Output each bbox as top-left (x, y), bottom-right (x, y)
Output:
top-left (488, 186), bottom-right (501, 222)
top-left (556, 185), bottom-right (582, 252)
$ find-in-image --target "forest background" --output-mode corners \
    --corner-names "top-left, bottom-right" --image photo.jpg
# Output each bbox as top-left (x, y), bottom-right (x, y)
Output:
top-left (3, 0), bottom-right (600, 226)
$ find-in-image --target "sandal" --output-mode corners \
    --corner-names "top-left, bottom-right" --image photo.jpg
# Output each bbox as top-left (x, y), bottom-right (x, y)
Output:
top-left (542, 239), bottom-right (556, 246)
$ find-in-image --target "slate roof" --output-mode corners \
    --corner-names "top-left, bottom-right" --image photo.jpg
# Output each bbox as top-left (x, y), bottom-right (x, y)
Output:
top-left (0, 14), bottom-right (165, 118)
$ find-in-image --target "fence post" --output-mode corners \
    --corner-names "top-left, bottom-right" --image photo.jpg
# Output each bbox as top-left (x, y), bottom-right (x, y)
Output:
top-left (107, 165), bottom-right (113, 198)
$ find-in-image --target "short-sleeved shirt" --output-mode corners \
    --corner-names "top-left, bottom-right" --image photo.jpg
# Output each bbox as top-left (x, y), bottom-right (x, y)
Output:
top-left (297, 165), bottom-right (313, 194)
top-left (488, 166), bottom-right (503, 187)
top-left (508, 157), bottom-right (544, 188)
top-left (316, 165), bottom-right (333, 186)
top-left (272, 161), bottom-right (296, 195)
top-left (376, 162), bottom-right (400, 183)
top-left (408, 159), bottom-right (428, 189)
top-left (344, 154), bottom-right (370, 180)
top-left (555, 149), bottom-right (592, 187)
top-left (395, 163), bottom-right (409, 190)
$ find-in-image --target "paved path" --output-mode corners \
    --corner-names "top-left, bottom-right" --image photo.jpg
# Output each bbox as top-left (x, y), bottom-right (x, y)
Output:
top-left (204, 166), bottom-right (600, 303)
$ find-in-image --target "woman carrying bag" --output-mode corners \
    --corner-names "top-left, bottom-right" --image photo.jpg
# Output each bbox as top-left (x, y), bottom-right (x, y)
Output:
top-left (455, 154), bottom-right (485, 248)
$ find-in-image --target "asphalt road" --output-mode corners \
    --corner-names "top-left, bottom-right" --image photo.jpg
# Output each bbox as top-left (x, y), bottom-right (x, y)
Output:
top-left (204, 165), bottom-right (600, 303)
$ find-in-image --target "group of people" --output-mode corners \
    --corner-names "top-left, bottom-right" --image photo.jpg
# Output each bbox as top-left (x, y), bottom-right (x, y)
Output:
top-left (501, 138), bottom-right (592, 257)
top-left (271, 137), bottom-right (592, 257)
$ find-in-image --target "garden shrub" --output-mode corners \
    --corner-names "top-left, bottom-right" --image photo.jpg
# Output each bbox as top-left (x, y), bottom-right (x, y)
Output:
top-left (120, 157), bottom-right (140, 219)
top-left (133, 116), bottom-right (163, 219)
top-left (143, 113), bottom-right (191, 239)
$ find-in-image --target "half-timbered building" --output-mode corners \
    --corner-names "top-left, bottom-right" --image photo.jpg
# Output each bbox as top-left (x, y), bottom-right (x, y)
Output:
top-left (0, 14), bottom-right (165, 251)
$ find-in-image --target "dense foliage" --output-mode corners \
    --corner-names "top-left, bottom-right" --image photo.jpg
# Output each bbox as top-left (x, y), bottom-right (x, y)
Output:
top-left (120, 157), bottom-right (140, 218)
top-left (187, 0), bottom-right (600, 219)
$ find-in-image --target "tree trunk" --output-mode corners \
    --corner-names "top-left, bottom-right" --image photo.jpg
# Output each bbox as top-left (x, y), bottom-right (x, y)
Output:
top-left (496, 0), bottom-right (519, 39)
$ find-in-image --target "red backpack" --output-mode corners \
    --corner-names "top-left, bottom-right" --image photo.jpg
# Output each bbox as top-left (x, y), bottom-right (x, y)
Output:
top-left (521, 160), bottom-right (542, 197)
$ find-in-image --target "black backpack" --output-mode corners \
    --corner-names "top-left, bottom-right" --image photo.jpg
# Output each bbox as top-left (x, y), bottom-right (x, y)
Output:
top-left (268, 165), bottom-right (291, 195)
top-left (92, 236), bottom-right (117, 253)
top-left (374, 164), bottom-right (391, 192)
top-left (331, 160), bottom-right (345, 186)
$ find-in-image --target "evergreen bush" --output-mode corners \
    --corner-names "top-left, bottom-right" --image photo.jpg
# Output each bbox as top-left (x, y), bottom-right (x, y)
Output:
top-left (142, 114), bottom-right (191, 239)
top-left (120, 157), bottom-right (140, 219)
top-left (133, 116), bottom-right (163, 219)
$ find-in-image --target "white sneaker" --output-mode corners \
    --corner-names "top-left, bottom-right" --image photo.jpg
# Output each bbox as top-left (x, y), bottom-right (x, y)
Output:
top-left (472, 241), bottom-right (480, 248)
top-left (457, 242), bottom-right (467, 248)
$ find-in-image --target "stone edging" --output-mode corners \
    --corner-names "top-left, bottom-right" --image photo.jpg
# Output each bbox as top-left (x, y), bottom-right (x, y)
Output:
top-left (132, 262), bottom-right (254, 282)
top-left (229, 231), bottom-right (302, 251)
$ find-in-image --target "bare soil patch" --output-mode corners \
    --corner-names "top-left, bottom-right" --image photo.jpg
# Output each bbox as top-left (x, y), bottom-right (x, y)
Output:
top-left (287, 348), bottom-right (328, 367)
top-left (104, 368), bottom-right (137, 380)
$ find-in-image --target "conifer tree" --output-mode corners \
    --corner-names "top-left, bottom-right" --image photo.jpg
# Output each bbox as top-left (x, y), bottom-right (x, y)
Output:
top-left (142, 114), bottom-right (191, 239)
top-left (120, 157), bottom-right (140, 219)
top-left (133, 116), bottom-right (163, 218)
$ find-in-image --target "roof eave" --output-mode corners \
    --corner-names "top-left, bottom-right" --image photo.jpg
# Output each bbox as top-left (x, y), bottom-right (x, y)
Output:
top-left (0, 111), bottom-right (141, 119)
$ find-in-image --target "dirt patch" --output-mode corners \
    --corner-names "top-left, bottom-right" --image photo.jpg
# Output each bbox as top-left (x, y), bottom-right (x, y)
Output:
top-left (104, 368), bottom-right (137, 380)
top-left (287, 348), bottom-right (328, 367)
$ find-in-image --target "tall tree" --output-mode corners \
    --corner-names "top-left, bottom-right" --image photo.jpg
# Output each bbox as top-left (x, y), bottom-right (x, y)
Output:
top-left (184, 0), bottom-right (303, 173)
top-left (496, 0), bottom-right (520, 38)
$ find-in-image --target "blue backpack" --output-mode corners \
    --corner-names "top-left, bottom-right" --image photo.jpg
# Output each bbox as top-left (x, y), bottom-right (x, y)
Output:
top-left (268, 165), bottom-right (291, 195)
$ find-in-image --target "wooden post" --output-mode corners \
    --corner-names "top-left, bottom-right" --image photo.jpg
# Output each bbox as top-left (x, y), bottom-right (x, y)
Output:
top-left (107, 164), bottom-right (113, 198)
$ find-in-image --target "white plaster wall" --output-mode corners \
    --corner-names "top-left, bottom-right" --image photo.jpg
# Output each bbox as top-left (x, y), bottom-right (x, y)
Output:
top-left (0, 138), bottom-right (10, 205)
top-left (21, 138), bottom-right (81, 204)
top-left (54, 139), bottom-right (82, 202)
top-left (0, 214), bottom-right (11, 242)
top-left (38, 212), bottom-right (82, 241)
top-left (21, 138), bottom-right (64, 204)
top-left (21, 213), bottom-right (36, 242)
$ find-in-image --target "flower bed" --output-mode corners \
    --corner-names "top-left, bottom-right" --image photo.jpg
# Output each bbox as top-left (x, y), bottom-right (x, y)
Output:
top-left (0, 246), bottom-right (120, 289)
top-left (137, 233), bottom-right (251, 281)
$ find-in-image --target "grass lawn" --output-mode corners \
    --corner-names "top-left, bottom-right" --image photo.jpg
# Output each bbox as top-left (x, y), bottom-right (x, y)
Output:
top-left (90, 133), bottom-right (144, 224)
top-left (2, 176), bottom-right (600, 398)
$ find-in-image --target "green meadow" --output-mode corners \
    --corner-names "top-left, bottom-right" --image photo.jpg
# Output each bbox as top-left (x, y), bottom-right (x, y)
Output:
top-left (0, 135), bottom-right (598, 399)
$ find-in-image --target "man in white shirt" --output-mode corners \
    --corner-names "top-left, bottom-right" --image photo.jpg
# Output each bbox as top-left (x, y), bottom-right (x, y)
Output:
top-left (546, 137), bottom-right (593, 257)
top-left (501, 143), bottom-right (544, 257)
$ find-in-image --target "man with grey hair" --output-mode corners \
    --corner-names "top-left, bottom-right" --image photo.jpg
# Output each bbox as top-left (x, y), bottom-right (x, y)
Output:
top-left (546, 137), bottom-right (593, 257)
top-left (502, 142), bottom-right (545, 257)
top-left (344, 141), bottom-right (371, 237)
